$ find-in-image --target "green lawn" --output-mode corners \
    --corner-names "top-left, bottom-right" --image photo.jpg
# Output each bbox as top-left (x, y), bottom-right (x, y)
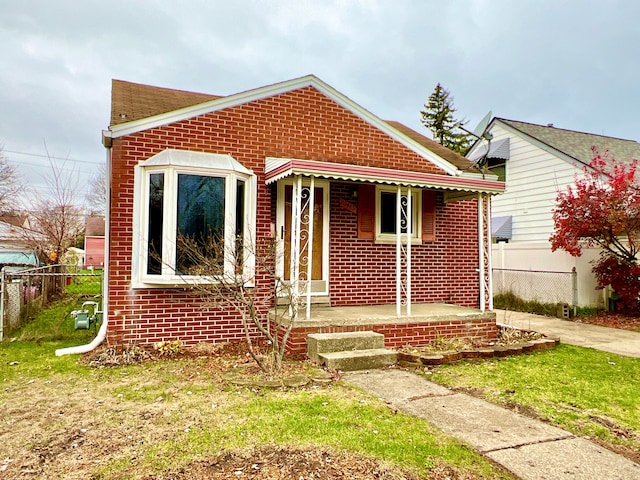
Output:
top-left (429, 344), bottom-right (640, 453)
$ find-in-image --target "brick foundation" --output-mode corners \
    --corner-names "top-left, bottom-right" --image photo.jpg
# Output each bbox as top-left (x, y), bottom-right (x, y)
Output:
top-left (281, 316), bottom-right (498, 356)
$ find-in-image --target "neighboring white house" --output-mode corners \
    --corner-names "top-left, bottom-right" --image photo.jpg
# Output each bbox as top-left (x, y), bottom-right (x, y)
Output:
top-left (467, 118), bottom-right (640, 308)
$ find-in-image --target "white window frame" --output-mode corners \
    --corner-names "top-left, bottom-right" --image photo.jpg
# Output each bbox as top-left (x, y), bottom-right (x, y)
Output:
top-left (375, 185), bottom-right (422, 244)
top-left (131, 150), bottom-right (256, 288)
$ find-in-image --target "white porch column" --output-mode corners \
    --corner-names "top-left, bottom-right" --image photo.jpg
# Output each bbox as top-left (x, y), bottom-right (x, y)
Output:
top-left (486, 195), bottom-right (494, 310)
top-left (478, 193), bottom-right (485, 311)
top-left (305, 176), bottom-right (315, 320)
top-left (477, 193), bottom-right (492, 312)
top-left (396, 186), bottom-right (402, 317)
top-left (395, 186), bottom-right (412, 317)
top-left (406, 186), bottom-right (412, 317)
top-left (289, 175), bottom-right (302, 321)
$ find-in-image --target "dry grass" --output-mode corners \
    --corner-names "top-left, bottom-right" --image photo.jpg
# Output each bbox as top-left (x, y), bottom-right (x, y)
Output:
top-left (0, 343), bottom-right (511, 480)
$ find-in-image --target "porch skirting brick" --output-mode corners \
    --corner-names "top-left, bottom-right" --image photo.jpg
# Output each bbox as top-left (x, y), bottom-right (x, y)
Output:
top-left (280, 316), bottom-right (498, 356)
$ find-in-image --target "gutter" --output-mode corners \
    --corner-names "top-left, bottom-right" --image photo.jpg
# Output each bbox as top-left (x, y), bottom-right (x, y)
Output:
top-left (56, 130), bottom-right (112, 356)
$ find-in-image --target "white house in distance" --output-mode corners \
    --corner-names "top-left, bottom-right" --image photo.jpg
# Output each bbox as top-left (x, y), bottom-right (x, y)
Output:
top-left (467, 118), bottom-right (640, 308)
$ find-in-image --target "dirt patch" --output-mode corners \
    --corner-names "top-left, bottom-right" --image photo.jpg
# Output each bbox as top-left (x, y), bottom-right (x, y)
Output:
top-left (146, 444), bottom-right (484, 480)
top-left (0, 340), bottom-right (497, 480)
top-left (571, 312), bottom-right (640, 332)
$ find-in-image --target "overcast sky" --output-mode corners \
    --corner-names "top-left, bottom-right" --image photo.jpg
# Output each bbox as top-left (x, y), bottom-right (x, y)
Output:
top-left (1, 0), bottom-right (639, 204)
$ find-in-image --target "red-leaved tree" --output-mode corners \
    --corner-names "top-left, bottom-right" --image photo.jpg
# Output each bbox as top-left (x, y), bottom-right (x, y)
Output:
top-left (551, 148), bottom-right (640, 311)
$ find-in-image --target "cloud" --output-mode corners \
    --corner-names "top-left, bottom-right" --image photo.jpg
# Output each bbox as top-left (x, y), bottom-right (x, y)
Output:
top-left (1, 0), bottom-right (639, 204)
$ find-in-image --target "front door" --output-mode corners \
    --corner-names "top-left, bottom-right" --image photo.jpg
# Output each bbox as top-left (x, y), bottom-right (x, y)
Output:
top-left (276, 179), bottom-right (329, 295)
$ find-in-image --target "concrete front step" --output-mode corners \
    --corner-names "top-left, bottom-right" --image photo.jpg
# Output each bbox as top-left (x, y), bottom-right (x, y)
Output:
top-left (307, 331), bottom-right (384, 363)
top-left (318, 348), bottom-right (398, 371)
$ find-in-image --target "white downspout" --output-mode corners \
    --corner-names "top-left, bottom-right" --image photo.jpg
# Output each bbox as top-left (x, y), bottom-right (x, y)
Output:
top-left (56, 131), bottom-right (112, 356)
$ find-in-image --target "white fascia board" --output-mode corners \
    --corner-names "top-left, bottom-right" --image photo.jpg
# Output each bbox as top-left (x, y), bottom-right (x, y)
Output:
top-left (109, 74), bottom-right (460, 177)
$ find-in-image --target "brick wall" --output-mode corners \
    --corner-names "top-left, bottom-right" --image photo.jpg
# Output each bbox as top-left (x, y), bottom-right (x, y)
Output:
top-left (284, 318), bottom-right (498, 356)
top-left (108, 85), bottom-right (483, 348)
top-left (328, 182), bottom-right (480, 308)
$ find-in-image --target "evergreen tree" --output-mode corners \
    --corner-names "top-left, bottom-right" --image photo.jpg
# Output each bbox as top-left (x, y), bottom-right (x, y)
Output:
top-left (420, 83), bottom-right (472, 154)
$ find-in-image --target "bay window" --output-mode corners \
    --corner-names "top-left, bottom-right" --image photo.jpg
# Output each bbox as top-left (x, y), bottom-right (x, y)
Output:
top-left (132, 149), bottom-right (256, 287)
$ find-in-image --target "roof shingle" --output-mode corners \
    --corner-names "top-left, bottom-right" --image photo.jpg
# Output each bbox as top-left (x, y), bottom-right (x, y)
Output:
top-left (110, 80), bottom-right (221, 126)
top-left (499, 118), bottom-right (640, 165)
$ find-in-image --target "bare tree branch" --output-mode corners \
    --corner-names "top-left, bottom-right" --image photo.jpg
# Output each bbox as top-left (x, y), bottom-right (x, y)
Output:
top-left (173, 232), bottom-right (297, 377)
top-left (21, 145), bottom-right (85, 264)
top-left (86, 163), bottom-right (107, 215)
top-left (0, 145), bottom-right (24, 214)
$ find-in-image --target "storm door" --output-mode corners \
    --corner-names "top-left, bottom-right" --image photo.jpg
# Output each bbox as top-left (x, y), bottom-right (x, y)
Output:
top-left (276, 178), bottom-right (329, 297)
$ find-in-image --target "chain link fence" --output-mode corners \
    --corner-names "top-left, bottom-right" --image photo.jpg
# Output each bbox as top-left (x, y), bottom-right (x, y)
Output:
top-left (492, 267), bottom-right (578, 312)
top-left (0, 265), bottom-right (103, 340)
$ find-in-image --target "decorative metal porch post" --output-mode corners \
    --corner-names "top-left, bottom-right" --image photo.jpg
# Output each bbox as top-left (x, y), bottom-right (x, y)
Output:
top-left (478, 193), bottom-right (493, 311)
top-left (288, 175), bottom-right (314, 321)
top-left (305, 177), bottom-right (315, 320)
top-left (395, 186), bottom-right (412, 317)
top-left (396, 186), bottom-right (401, 317)
top-left (406, 186), bottom-right (412, 316)
top-left (289, 176), bottom-right (301, 321)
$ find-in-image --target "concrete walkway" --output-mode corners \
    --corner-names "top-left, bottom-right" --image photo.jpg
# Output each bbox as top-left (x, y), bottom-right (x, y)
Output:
top-left (495, 309), bottom-right (640, 358)
top-left (343, 312), bottom-right (640, 479)
top-left (344, 369), bottom-right (640, 480)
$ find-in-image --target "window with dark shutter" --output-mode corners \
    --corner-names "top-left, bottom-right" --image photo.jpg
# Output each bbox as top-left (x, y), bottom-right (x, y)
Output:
top-left (422, 190), bottom-right (436, 242)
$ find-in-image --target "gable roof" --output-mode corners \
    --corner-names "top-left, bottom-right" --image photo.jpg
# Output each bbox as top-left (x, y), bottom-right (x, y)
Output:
top-left (0, 214), bottom-right (29, 229)
top-left (496, 118), bottom-right (640, 166)
top-left (106, 75), bottom-right (480, 177)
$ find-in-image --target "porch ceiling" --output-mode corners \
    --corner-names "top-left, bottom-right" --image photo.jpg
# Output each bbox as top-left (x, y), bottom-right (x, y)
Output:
top-left (265, 157), bottom-right (505, 195)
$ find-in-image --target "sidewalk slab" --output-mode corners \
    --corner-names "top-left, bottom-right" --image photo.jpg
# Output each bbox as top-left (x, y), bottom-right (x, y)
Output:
top-left (343, 369), bottom-right (640, 480)
top-left (400, 393), bottom-right (571, 453)
top-left (487, 437), bottom-right (640, 480)
top-left (343, 369), bottom-right (452, 400)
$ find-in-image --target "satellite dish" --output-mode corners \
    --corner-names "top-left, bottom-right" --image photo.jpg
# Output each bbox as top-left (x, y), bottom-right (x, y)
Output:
top-left (473, 110), bottom-right (493, 139)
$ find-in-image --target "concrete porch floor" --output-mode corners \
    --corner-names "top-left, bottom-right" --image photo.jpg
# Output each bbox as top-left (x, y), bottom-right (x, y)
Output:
top-left (273, 302), bottom-right (496, 327)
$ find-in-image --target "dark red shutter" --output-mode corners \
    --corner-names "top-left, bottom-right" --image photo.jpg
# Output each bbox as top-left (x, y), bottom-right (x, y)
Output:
top-left (358, 184), bottom-right (375, 239)
top-left (422, 190), bottom-right (436, 242)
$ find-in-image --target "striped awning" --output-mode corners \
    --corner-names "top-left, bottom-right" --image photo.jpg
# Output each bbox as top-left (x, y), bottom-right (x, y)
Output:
top-left (264, 157), bottom-right (505, 195)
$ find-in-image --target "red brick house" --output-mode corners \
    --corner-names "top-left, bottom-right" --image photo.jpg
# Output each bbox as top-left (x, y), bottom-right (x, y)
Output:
top-left (99, 75), bottom-right (504, 353)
